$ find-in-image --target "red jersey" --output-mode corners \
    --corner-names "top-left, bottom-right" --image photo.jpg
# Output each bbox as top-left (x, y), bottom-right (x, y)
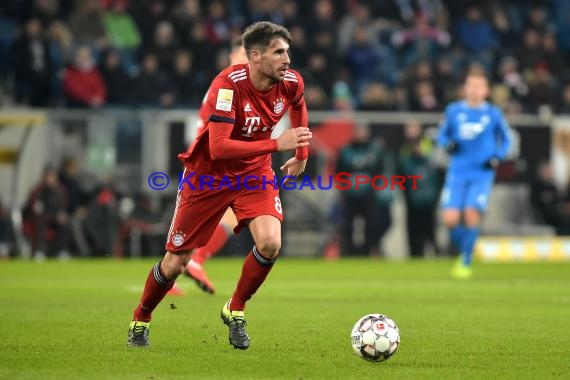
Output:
top-left (179, 63), bottom-right (305, 179)
top-left (196, 88), bottom-right (210, 131)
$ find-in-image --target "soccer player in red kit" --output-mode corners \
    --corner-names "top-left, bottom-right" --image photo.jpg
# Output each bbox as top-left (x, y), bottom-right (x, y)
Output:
top-left (167, 37), bottom-right (248, 296)
top-left (128, 21), bottom-right (312, 350)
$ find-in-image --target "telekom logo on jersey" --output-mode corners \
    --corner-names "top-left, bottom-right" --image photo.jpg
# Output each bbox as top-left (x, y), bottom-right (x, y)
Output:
top-left (242, 116), bottom-right (277, 137)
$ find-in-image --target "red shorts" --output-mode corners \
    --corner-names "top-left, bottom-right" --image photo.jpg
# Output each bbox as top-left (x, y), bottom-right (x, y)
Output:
top-left (165, 167), bottom-right (283, 253)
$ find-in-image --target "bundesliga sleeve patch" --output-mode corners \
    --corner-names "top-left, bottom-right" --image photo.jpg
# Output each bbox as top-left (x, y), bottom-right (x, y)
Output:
top-left (216, 88), bottom-right (234, 111)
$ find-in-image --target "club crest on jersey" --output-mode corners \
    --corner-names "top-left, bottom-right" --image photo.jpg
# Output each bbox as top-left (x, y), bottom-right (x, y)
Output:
top-left (273, 98), bottom-right (285, 114)
top-left (171, 232), bottom-right (185, 247)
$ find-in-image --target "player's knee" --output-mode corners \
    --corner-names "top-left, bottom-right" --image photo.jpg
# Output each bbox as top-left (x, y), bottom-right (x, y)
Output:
top-left (256, 237), bottom-right (281, 258)
top-left (441, 210), bottom-right (461, 227)
top-left (464, 209), bottom-right (481, 227)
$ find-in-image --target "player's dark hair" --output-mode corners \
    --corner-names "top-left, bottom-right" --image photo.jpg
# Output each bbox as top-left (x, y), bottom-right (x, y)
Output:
top-left (242, 21), bottom-right (292, 57)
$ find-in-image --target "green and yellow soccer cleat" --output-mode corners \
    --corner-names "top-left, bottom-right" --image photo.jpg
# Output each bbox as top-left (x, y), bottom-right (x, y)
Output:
top-left (220, 301), bottom-right (250, 350)
top-left (127, 321), bottom-right (150, 347)
top-left (451, 258), bottom-right (473, 280)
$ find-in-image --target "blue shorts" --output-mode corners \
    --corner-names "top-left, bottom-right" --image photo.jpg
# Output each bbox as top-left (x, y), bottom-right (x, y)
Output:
top-left (440, 173), bottom-right (495, 211)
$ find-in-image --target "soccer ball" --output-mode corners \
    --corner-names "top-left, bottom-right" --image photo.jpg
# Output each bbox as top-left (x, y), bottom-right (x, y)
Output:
top-left (350, 314), bottom-right (400, 362)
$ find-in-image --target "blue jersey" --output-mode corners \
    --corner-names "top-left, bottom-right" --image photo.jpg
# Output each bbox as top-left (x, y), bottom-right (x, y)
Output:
top-left (437, 101), bottom-right (512, 179)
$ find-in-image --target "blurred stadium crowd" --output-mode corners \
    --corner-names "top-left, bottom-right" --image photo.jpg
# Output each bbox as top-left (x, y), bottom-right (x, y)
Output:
top-left (0, 0), bottom-right (569, 114)
top-left (0, 157), bottom-right (176, 260)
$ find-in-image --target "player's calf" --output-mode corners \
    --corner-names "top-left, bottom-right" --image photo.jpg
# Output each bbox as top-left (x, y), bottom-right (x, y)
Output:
top-left (162, 251), bottom-right (192, 278)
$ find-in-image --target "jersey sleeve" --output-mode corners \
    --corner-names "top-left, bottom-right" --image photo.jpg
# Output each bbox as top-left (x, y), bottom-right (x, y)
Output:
top-left (287, 71), bottom-right (309, 160)
top-left (209, 122), bottom-right (278, 160)
top-left (205, 76), bottom-right (236, 125)
top-left (436, 104), bottom-right (454, 147)
top-left (290, 70), bottom-right (305, 105)
top-left (494, 107), bottom-right (512, 160)
top-left (196, 87), bottom-right (211, 130)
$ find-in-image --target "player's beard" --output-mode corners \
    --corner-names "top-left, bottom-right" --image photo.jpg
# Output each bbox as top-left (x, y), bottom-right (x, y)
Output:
top-left (266, 71), bottom-right (283, 84)
top-left (265, 65), bottom-right (287, 84)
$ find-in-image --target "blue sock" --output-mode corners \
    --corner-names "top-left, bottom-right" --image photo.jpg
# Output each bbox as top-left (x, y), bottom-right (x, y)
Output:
top-left (460, 227), bottom-right (480, 266)
top-left (450, 225), bottom-right (465, 251)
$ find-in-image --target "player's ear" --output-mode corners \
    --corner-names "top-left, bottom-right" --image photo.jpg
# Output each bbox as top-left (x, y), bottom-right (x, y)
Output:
top-left (251, 49), bottom-right (261, 64)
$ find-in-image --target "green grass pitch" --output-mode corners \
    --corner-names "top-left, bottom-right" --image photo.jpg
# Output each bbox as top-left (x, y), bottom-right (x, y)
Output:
top-left (1, 258), bottom-right (569, 379)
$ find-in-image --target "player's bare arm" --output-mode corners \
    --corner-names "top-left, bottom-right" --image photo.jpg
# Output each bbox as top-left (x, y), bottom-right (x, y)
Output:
top-left (275, 127), bottom-right (311, 151)
top-left (279, 124), bottom-right (310, 185)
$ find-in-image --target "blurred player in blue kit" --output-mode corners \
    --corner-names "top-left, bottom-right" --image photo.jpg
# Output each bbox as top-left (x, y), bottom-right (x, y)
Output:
top-left (437, 71), bottom-right (512, 279)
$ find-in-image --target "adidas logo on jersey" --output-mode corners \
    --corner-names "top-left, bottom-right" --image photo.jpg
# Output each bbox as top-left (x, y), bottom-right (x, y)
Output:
top-left (244, 103), bottom-right (251, 112)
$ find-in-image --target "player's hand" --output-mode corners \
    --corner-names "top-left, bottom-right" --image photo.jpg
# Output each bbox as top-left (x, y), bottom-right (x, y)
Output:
top-left (446, 141), bottom-right (458, 154)
top-left (484, 157), bottom-right (501, 169)
top-left (276, 128), bottom-right (312, 152)
top-left (280, 157), bottom-right (307, 185)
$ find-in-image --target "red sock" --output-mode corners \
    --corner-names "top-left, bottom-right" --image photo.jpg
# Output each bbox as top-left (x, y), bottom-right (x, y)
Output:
top-left (133, 261), bottom-right (174, 322)
top-left (192, 224), bottom-right (229, 265)
top-left (230, 246), bottom-right (276, 311)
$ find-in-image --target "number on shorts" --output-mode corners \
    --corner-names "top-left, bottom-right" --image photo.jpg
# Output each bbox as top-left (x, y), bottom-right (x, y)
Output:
top-left (274, 196), bottom-right (282, 214)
